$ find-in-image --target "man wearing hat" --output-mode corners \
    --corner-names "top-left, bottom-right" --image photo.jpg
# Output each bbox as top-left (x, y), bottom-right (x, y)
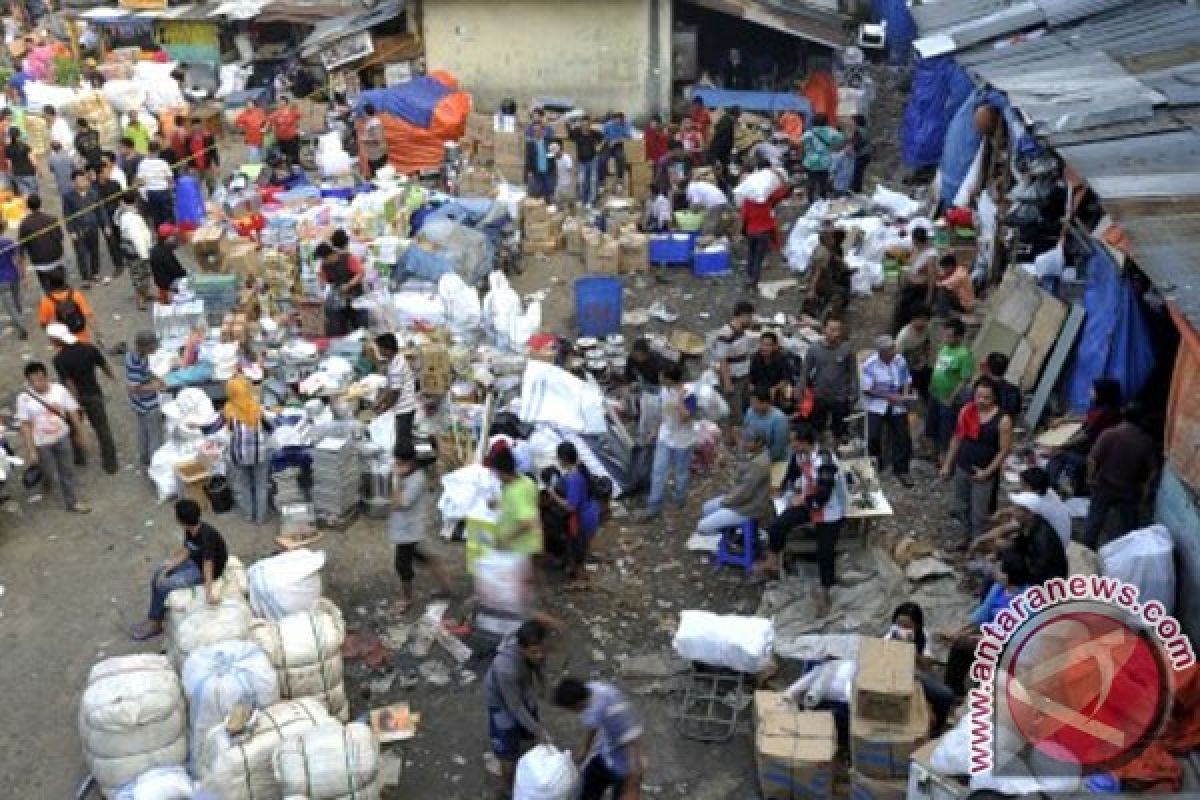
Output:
top-left (126, 331), bottom-right (165, 467)
top-left (860, 333), bottom-right (915, 487)
top-left (149, 223), bottom-right (186, 305)
top-left (48, 322), bottom-right (118, 474)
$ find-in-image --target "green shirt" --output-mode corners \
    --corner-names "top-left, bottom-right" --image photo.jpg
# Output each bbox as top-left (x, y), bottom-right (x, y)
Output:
top-left (929, 344), bottom-right (975, 405)
top-left (498, 475), bottom-right (542, 555)
top-left (124, 122), bottom-right (150, 154)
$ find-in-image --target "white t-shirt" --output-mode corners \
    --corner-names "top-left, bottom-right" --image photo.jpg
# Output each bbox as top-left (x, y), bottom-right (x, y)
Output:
top-left (1030, 490), bottom-right (1072, 549)
top-left (51, 118), bottom-right (74, 154)
top-left (658, 385), bottom-right (697, 450)
top-left (16, 383), bottom-right (77, 447)
top-left (137, 157), bottom-right (174, 192)
top-left (686, 181), bottom-right (727, 209)
top-left (387, 353), bottom-right (417, 415)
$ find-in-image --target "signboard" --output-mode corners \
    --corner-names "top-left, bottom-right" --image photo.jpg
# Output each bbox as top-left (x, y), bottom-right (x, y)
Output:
top-left (320, 31), bottom-right (375, 71)
top-left (118, 0), bottom-right (168, 10)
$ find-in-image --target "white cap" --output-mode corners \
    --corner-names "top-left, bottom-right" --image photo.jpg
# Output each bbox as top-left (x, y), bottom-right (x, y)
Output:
top-left (45, 323), bottom-right (77, 344)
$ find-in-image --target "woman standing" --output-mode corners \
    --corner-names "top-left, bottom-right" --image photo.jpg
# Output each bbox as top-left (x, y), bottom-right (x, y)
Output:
top-left (390, 444), bottom-right (452, 613)
top-left (224, 375), bottom-right (273, 523)
top-left (941, 378), bottom-right (1014, 542)
top-left (548, 442), bottom-right (601, 587)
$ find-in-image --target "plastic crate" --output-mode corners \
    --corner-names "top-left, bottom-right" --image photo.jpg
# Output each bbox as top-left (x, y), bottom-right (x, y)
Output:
top-left (574, 275), bottom-right (623, 337)
top-left (649, 233), bottom-right (696, 266)
top-left (692, 248), bottom-right (732, 277)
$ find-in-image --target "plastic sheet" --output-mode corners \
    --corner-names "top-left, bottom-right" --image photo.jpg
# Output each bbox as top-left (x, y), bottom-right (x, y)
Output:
top-left (901, 57), bottom-right (974, 170)
top-left (1099, 524), bottom-right (1176, 615)
top-left (872, 0), bottom-right (917, 65)
top-left (673, 611), bottom-right (775, 673)
top-left (938, 89), bottom-right (1008, 208)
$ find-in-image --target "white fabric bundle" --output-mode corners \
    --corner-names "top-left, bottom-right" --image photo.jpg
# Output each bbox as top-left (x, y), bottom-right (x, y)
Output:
top-left (248, 599), bottom-right (349, 720)
top-left (248, 549), bottom-right (326, 620)
top-left (732, 168), bottom-right (784, 204)
top-left (102, 80), bottom-right (148, 113)
top-left (182, 641), bottom-right (280, 771)
top-left (114, 766), bottom-right (194, 800)
top-left (166, 595), bottom-right (254, 671)
top-left (783, 659), bottom-right (856, 708)
top-left (166, 555), bottom-right (248, 612)
top-left (673, 611), bottom-right (775, 673)
top-left (197, 698), bottom-right (333, 800)
top-left (80, 655), bottom-right (187, 797)
top-left (1100, 524), bottom-right (1176, 614)
top-left (273, 722), bottom-right (380, 799)
top-left (514, 745), bottom-right (580, 800)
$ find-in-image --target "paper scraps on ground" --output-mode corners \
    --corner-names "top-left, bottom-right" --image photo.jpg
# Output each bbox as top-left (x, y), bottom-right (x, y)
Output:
top-left (758, 279), bottom-right (798, 300)
top-left (686, 532), bottom-right (722, 553)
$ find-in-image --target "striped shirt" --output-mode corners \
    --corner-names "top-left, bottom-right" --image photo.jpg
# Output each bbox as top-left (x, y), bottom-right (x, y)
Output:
top-left (714, 323), bottom-right (755, 380)
top-left (388, 354), bottom-right (418, 414)
top-left (136, 157), bottom-right (173, 191)
top-left (228, 418), bottom-right (269, 467)
top-left (581, 682), bottom-right (643, 776)
top-left (125, 352), bottom-right (161, 413)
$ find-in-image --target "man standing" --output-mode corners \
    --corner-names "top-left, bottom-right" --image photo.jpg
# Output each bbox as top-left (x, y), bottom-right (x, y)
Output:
top-left (714, 301), bottom-right (756, 434)
top-left (187, 117), bottom-right (219, 192)
top-left (1083, 404), bottom-right (1158, 549)
top-left (6, 127), bottom-right (38, 196)
top-left (641, 363), bottom-right (697, 523)
top-left (149, 223), bottom-right (187, 305)
top-left (74, 118), bottom-right (103, 173)
top-left (126, 330), bottom-right (165, 467)
top-left (0, 222), bottom-right (27, 339)
top-left (374, 333), bottom-right (419, 457)
top-left (94, 158), bottom-right (126, 282)
top-left (15, 361), bottom-right (91, 513)
top-left (269, 97), bottom-right (302, 166)
top-left (62, 170), bottom-right (104, 287)
top-left (738, 159), bottom-right (790, 289)
top-left (136, 141), bottom-right (175, 227)
top-left (707, 105), bottom-right (739, 173)
top-left (361, 103), bottom-right (388, 177)
top-left (37, 272), bottom-right (97, 343)
top-left (599, 111), bottom-right (632, 191)
top-left (234, 99), bottom-right (267, 164)
top-left (48, 322), bottom-right (118, 474)
top-left (800, 113), bottom-right (845, 202)
top-left (553, 677), bottom-right (645, 800)
top-left (132, 499), bottom-right (228, 640)
top-left (314, 241), bottom-right (364, 335)
top-left (861, 334), bottom-right (914, 486)
top-left (47, 139), bottom-right (76, 198)
top-left (568, 116), bottom-right (603, 207)
top-left (804, 318), bottom-right (857, 442)
top-left (124, 111), bottom-right (151, 155)
top-left (118, 193), bottom-right (154, 310)
top-left (44, 105), bottom-right (74, 155)
top-left (491, 446), bottom-right (544, 558)
top-left (18, 194), bottom-right (66, 293)
top-left (688, 97), bottom-right (712, 144)
top-left (524, 120), bottom-right (557, 200)
top-left (925, 318), bottom-right (974, 463)
top-left (896, 307), bottom-right (933, 399)
top-left (485, 620), bottom-right (552, 792)
top-left (117, 137), bottom-right (143, 182)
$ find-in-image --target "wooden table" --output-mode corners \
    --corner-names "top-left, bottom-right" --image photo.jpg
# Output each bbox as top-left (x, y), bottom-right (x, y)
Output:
top-left (772, 456), bottom-right (894, 558)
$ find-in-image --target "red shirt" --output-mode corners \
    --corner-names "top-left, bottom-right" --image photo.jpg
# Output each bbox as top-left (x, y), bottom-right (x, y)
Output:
top-left (644, 127), bottom-right (669, 163)
top-left (189, 132), bottom-right (209, 170)
top-left (739, 185), bottom-right (791, 236)
top-left (170, 130), bottom-right (188, 162)
top-left (270, 107), bottom-right (301, 142)
top-left (235, 107), bottom-right (267, 147)
top-left (689, 106), bottom-right (712, 139)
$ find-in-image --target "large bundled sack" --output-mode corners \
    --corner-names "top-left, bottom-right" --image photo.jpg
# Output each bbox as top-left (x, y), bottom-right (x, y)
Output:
top-left (114, 766), bottom-right (194, 800)
top-left (80, 655), bottom-right (188, 797)
top-left (166, 595), bottom-right (254, 671)
top-left (248, 549), bottom-right (326, 620)
top-left (1100, 524), bottom-right (1176, 614)
top-left (732, 168), bottom-right (784, 205)
top-left (513, 745), bottom-right (579, 800)
top-left (183, 641), bottom-right (280, 771)
top-left (249, 599), bottom-right (349, 720)
top-left (273, 722), bottom-right (380, 799)
top-left (196, 698), bottom-right (333, 800)
top-left (102, 80), bottom-right (149, 114)
top-left (166, 555), bottom-right (248, 611)
top-left (673, 611), bottom-right (775, 674)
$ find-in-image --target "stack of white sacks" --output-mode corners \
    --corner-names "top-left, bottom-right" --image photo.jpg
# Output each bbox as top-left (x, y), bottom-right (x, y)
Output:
top-left (79, 549), bottom-right (381, 799)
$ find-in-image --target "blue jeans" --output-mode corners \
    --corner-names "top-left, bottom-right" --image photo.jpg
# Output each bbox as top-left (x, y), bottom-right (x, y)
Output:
top-left (696, 495), bottom-right (751, 533)
top-left (924, 397), bottom-right (958, 457)
top-left (647, 443), bottom-right (692, 514)
top-left (578, 158), bottom-right (599, 205)
top-left (12, 174), bottom-right (37, 197)
top-left (148, 560), bottom-right (203, 621)
top-left (229, 460), bottom-right (271, 523)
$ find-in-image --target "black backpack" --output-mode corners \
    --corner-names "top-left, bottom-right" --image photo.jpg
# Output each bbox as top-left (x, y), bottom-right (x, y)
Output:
top-left (54, 291), bottom-right (86, 334)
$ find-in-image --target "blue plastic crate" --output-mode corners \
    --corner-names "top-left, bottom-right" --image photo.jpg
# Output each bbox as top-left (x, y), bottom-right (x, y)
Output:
top-left (574, 276), bottom-right (623, 337)
top-left (692, 248), bottom-right (732, 277)
top-left (648, 233), bottom-right (697, 265)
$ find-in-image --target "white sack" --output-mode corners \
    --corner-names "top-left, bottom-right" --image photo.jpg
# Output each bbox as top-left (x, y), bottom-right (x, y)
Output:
top-left (474, 550), bottom-right (533, 637)
top-left (513, 745), bottom-right (580, 800)
top-left (732, 168), bottom-right (784, 204)
top-left (166, 596), bottom-right (254, 671)
top-left (165, 555), bottom-right (248, 612)
top-left (81, 655), bottom-right (188, 794)
top-left (102, 80), bottom-right (148, 114)
top-left (248, 599), bottom-right (348, 720)
top-left (783, 225), bottom-right (819, 274)
top-left (183, 641), bottom-right (280, 772)
top-left (115, 767), bottom-right (194, 800)
top-left (930, 713), bottom-right (971, 775)
top-left (438, 464), bottom-right (501, 522)
top-left (197, 698), bottom-right (332, 800)
top-left (23, 80), bottom-right (82, 113)
top-left (247, 549), bottom-right (326, 620)
top-left (518, 359), bottom-right (607, 435)
top-left (952, 141), bottom-right (986, 209)
top-left (673, 611), bottom-right (775, 673)
top-left (273, 722), bottom-right (379, 799)
top-left (870, 185), bottom-right (920, 218)
top-left (783, 659), bottom-right (855, 708)
top-left (436, 273), bottom-right (482, 336)
top-left (1099, 524), bottom-right (1176, 614)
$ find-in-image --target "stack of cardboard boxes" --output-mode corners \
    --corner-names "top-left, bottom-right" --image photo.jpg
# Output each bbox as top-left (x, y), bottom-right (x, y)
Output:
top-left (419, 341), bottom-right (451, 396)
top-left (628, 137), bottom-right (655, 200)
top-left (583, 228), bottom-right (620, 274)
top-left (521, 198), bottom-right (562, 256)
top-left (849, 638), bottom-right (930, 800)
top-left (753, 691), bottom-right (836, 800)
top-left (493, 127), bottom-right (526, 183)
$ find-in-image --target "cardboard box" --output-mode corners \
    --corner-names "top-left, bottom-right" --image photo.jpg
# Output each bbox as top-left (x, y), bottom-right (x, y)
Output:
top-left (618, 233), bottom-right (649, 274)
top-left (224, 241), bottom-right (260, 278)
top-left (465, 112), bottom-right (494, 146)
top-left (562, 219), bottom-right (585, 256)
top-left (458, 167), bottom-right (497, 196)
top-left (524, 219), bottom-right (557, 242)
top-left (521, 197), bottom-right (549, 224)
top-left (906, 740), bottom-right (969, 800)
top-left (851, 682), bottom-right (930, 779)
top-left (174, 458), bottom-right (212, 512)
top-left (849, 769), bottom-right (907, 800)
top-left (522, 237), bottom-right (559, 256)
top-left (754, 691), bottom-right (835, 800)
top-left (420, 343), bottom-right (451, 395)
top-left (586, 235), bottom-right (620, 274)
top-left (853, 638), bottom-right (915, 724)
top-left (494, 130), bottom-right (524, 161)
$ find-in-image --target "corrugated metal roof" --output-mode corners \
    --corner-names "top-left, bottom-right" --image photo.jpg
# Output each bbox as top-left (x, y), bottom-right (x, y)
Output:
top-left (913, 1), bottom-right (1044, 58)
top-left (681, 0), bottom-right (849, 48)
top-left (299, 0), bottom-right (405, 55)
top-left (1043, 109), bottom-right (1189, 147)
top-left (1036, 0), bottom-right (1136, 27)
top-left (1116, 210), bottom-right (1200, 330)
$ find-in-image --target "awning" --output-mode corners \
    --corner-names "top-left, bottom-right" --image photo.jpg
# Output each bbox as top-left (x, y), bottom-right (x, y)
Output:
top-left (681, 0), bottom-right (848, 49)
top-left (299, 0), bottom-right (405, 57)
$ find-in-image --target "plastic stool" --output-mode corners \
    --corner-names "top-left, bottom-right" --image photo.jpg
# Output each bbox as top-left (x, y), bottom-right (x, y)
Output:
top-left (712, 519), bottom-right (757, 575)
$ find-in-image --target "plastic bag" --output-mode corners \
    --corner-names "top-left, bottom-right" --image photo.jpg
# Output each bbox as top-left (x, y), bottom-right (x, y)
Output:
top-left (870, 185), bottom-right (920, 218)
top-left (437, 272), bottom-right (482, 336)
top-left (182, 641), bottom-right (280, 771)
top-left (783, 659), bottom-right (855, 708)
top-left (514, 745), bottom-right (580, 800)
top-left (732, 168), bottom-right (784, 205)
top-left (247, 549), bottom-right (326, 620)
top-left (1099, 524), bottom-right (1176, 615)
top-left (102, 80), bottom-right (148, 113)
top-left (673, 611), bottom-right (775, 673)
top-left (688, 372), bottom-right (729, 422)
top-left (115, 766), bottom-right (194, 800)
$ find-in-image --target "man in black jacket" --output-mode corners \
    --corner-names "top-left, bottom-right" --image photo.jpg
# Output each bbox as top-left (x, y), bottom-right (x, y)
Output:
top-left (62, 170), bottom-right (105, 287)
top-left (74, 119), bottom-right (103, 173)
top-left (568, 116), bottom-right (604, 207)
top-left (18, 194), bottom-right (66, 293)
top-left (706, 105), bottom-right (740, 173)
top-left (524, 121), bottom-right (557, 200)
top-left (94, 157), bottom-right (126, 281)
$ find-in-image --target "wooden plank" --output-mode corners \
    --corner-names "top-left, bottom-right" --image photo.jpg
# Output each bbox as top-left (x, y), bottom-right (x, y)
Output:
top-left (1024, 303), bottom-right (1086, 431)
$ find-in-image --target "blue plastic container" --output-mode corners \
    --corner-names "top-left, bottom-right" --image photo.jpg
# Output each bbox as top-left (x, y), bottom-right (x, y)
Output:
top-left (649, 233), bottom-right (696, 265)
top-left (174, 176), bottom-right (206, 226)
top-left (575, 276), bottom-right (623, 337)
top-left (320, 186), bottom-right (356, 201)
top-left (693, 248), bottom-right (732, 277)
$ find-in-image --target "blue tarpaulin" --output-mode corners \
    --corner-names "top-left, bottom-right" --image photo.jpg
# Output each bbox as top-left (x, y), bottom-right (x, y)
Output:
top-left (938, 88), bottom-right (1008, 206)
top-left (872, 0), bottom-right (917, 65)
top-left (901, 56), bottom-right (974, 170)
top-left (1064, 244), bottom-right (1157, 412)
top-left (355, 76), bottom-right (453, 129)
top-left (689, 88), bottom-right (811, 119)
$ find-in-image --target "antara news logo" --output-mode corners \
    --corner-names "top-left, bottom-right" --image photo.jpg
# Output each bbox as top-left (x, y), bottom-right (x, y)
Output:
top-left (969, 574), bottom-right (1195, 778)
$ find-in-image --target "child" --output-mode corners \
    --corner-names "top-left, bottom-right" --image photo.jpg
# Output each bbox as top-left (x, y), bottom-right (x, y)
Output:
top-left (645, 190), bottom-right (671, 233)
top-left (390, 444), bottom-right (453, 613)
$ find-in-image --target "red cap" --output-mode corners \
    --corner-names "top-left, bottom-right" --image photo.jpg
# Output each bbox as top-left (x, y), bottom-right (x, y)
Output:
top-left (157, 223), bottom-right (177, 237)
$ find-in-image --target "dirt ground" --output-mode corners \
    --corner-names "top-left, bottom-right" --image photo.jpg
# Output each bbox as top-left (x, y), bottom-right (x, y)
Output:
top-left (0, 67), bottom-right (955, 800)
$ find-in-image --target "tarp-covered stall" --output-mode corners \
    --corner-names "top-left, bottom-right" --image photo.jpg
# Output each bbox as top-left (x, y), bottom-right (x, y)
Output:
top-left (354, 72), bottom-right (471, 175)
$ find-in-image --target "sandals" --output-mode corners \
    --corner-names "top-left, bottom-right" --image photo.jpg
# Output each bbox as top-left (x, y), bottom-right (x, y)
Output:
top-left (130, 621), bottom-right (163, 641)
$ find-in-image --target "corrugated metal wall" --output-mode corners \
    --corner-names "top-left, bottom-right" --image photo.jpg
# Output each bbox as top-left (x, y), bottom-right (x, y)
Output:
top-left (1156, 465), bottom-right (1200, 645)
